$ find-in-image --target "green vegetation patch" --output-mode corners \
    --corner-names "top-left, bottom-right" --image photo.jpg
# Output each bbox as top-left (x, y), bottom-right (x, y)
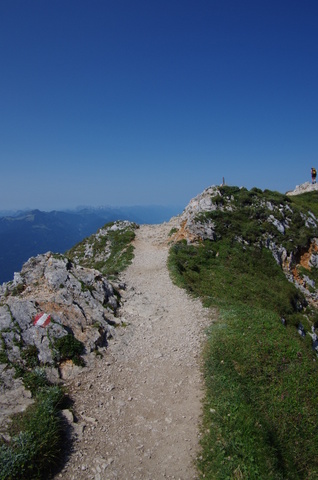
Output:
top-left (53, 334), bottom-right (85, 366)
top-left (168, 227), bottom-right (179, 237)
top-left (0, 385), bottom-right (65, 480)
top-left (198, 186), bottom-right (318, 252)
top-left (290, 190), bottom-right (318, 218)
top-left (93, 226), bottom-right (135, 277)
top-left (200, 306), bottom-right (318, 479)
top-left (168, 238), bottom-right (318, 479)
top-left (67, 221), bottom-right (137, 278)
top-left (21, 344), bottom-right (40, 369)
top-left (10, 283), bottom-right (25, 296)
top-left (168, 240), bottom-right (305, 318)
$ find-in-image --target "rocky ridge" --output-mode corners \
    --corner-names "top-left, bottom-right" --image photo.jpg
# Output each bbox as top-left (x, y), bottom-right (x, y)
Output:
top-left (0, 222), bottom-right (131, 438)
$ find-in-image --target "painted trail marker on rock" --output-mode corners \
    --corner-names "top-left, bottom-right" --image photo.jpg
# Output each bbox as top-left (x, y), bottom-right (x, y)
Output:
top-left (33, 312), bottom-right (51, 328)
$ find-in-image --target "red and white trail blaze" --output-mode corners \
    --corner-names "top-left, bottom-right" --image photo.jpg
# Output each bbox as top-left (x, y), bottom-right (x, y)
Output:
top-left (33, 313), bottom-right (51, 327)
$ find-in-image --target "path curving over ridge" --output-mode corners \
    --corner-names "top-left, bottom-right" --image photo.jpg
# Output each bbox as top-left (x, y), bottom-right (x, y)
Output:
top-left (57, 222), bottom-right (214, 480)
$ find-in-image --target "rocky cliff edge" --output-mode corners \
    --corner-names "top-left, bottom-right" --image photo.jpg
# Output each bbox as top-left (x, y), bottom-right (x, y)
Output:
top-left (0, 222), bottom-right (130, 436)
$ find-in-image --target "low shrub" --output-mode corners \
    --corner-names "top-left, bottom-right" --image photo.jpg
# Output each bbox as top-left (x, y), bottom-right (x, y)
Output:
top-left (54, 334), bottom-right (85, 366)
top-left (0, 386), bottom-right (64, 480)
top-left (22, 368), bottom-right (50, 396)
top-left (21, 344), bottom-right (40, 369)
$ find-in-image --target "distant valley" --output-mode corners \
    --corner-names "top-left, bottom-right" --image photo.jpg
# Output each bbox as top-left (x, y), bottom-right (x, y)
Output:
top-left (0, 205), bottom-right (182, 284)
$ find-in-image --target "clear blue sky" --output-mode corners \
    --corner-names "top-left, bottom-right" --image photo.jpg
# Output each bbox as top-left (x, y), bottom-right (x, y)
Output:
top-left (1, 0), bottom-right (317, 211)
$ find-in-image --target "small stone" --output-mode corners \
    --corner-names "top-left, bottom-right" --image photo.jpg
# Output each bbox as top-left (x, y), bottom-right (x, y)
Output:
top-left (61, 409), bottom-right (74, 423)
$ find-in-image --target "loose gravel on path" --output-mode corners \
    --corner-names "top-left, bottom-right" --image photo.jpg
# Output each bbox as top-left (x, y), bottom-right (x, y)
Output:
top-left (57, 222), bottom-right (214, 480)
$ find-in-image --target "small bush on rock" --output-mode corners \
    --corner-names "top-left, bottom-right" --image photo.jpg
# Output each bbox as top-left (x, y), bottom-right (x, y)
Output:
top-left (54, 334), bottom-right (85, 366)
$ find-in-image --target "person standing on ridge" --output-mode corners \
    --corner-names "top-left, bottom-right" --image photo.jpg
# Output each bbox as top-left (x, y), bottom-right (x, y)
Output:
top-left (311, 167), bottom-right (317, 184)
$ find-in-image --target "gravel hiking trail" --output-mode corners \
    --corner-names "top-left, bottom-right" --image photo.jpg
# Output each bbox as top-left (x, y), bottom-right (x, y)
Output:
top-left (57, 222), bottom-right (213, 480)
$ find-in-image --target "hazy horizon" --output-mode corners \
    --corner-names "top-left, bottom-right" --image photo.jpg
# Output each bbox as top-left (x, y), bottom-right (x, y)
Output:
top-left (0, 178), bottom-right (308, 214)
top-left (0, 203), bottom-right (185, 217)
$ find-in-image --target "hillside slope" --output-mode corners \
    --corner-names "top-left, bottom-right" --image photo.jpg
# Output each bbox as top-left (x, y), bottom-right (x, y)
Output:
top-left (169, 184), bottom-right (318, 479)
top-left (173, 184), bottom-right (318, 313)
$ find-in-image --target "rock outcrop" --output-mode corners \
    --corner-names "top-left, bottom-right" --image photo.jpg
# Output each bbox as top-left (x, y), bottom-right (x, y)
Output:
top-left (172, 186), bottom-right (220, 242)
top-left (0, 252), bottom-right (118, 364)
top-left (286, 181), bottom-right (318, 196)
top-left (0, 219), bottom-right (138, 439)
top-left (0, 251), bottom-right (120, 435)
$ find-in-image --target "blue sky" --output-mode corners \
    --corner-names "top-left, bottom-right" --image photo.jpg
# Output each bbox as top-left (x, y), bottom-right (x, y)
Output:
top-left (1, 0), bottom-right (317, 211)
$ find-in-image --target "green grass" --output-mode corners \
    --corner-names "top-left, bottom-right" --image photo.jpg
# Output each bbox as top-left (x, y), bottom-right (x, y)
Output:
top-left (0, 384), bottom-right (66, 480)
top-left (198, 186), bottom-right (317, 252)
top-left (93, 227), bottom-right (135, 277)
top-left (67, 221), bottom-right (137, 278)
top-left (169, 240), bottom-right (305, 318)
top-left (200, 305), bottom-right (318, 479)
top-left (21, 345), bottom-right (40, 369)
top-left (168, 238), bottom-right (318, 479)
top-left (0, 345), bottom-right (72, 479)
top-left (289, 190), bottom-right (318, 218)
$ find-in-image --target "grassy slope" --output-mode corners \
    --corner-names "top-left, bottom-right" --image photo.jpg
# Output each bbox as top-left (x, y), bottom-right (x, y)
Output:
top-left (67, 221), bottom-right (137, 278)
top-left (291, 190), bottom-right (318, 218)
top-left (168, 188), bottom-right (318, 480)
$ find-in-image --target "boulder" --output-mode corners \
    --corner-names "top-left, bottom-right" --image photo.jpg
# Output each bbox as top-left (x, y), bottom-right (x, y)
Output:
top-left (0, 252), bottom-right (119, 369)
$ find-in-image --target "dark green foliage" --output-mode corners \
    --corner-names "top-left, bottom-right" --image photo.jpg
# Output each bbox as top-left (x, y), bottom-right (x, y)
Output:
top-left (198, 187), bottom-right (317, 253)
top-left (218, 185), bottom-right (241, 197)
top-left (0, 386), bottom-right (65, 480)
top-left (54, 334), bottom-right (85, 366)
top-left (21, 345), bottom-right (40, 369)
top-left (11, 283), bottom-right (25, 296)
top-left (290, 190), bottom-right (318, 217)
top-left (1, 345), bottom-right (70, 478)
top-left (13, 364), bottom-right (50, 397)
top-left (0, 349), bottom-right (8, 364)
top-left (263, 189), bottom-right (291, 204)
top-left (168, 227), bottom-right (178, 236)
top-left (22, 369), bottom-right (50, 396)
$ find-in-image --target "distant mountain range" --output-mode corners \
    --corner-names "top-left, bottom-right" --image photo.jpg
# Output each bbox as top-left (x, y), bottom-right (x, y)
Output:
top-left (0, 205), bottom-right (182, 284)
